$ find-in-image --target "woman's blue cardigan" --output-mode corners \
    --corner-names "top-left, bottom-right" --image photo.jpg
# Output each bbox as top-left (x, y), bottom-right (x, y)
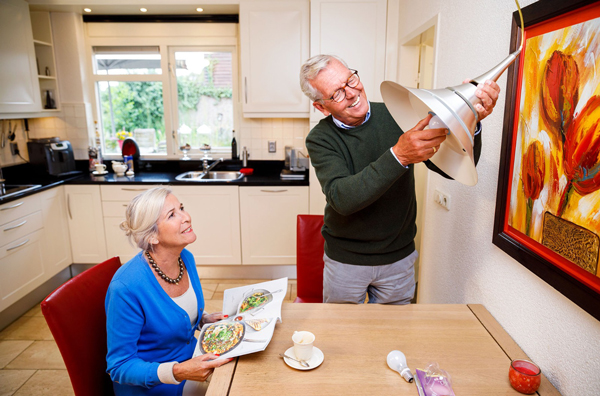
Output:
top-left (105, 249), bottom-right (205, 396)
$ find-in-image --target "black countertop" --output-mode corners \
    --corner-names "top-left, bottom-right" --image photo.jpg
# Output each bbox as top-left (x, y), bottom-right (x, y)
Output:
top-left (0, 159), bottom-right (309, 205)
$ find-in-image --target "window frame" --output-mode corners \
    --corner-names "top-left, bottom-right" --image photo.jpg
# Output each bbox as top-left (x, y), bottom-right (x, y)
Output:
top-left (168, 45), bottom-right (237, 158)
top-left (85, 23), bottom-right (239, 161)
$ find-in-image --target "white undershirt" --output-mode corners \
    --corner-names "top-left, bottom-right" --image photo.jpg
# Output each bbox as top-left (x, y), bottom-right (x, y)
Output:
top-left (171, 272), bottom-right (198, 325)
top-left (157, 273), bottom-right (199, 386)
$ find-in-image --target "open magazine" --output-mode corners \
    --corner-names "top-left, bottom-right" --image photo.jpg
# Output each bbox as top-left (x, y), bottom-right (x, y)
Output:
top-left (193, 278), bottom-right (288, 359)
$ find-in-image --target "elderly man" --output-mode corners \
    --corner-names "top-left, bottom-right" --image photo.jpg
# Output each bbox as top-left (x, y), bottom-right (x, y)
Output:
top-left (300, 54), bottom-right (499, 304)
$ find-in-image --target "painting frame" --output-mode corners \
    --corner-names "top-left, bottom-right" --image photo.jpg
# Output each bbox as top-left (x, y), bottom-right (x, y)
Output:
top-left (493, 0), bottom-right (600, 322)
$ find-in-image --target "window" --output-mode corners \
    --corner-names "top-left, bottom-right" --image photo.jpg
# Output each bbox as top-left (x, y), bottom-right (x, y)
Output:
top-left (170, 49), bottom-right (234, 154)
top-left (91, 45), bottom-right (236, 158)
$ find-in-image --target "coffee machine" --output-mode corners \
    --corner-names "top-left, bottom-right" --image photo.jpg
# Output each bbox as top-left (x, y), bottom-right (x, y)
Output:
top-left (27, 138), bottom-right (79, 177)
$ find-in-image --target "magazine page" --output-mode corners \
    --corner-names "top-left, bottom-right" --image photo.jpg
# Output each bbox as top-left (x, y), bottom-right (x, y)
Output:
top-left (193, 278), bottom-right (288, 359)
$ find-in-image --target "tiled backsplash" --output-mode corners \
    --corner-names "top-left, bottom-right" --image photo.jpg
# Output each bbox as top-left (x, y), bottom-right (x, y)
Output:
top-left (238, 118), bottom-right (310, 160)
top-left (27, 103), bottom-right (94, 160)
top-left (0, 110), bottom-right (310, 166)
top-left (0, 102), bottom-right (94, 167)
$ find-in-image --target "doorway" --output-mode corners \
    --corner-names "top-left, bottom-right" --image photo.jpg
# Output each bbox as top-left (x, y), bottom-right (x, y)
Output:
top-left (397, 16), bottom-right (438, 301)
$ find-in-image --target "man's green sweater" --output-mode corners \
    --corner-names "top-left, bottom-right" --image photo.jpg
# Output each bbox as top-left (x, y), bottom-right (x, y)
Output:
top-left (306, 102), bottom-right (481, 266)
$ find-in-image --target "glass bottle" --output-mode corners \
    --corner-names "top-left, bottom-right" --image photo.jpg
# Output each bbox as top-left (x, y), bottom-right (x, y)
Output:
top-left (231, 130), bottom-right (238, 160)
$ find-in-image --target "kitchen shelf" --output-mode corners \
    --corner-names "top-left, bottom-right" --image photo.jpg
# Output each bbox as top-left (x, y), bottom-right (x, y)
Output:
top-left (31, 11), bottom-right (60, 111)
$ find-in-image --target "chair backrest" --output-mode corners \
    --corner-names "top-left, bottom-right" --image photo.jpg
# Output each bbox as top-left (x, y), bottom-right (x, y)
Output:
top-left (295, 215), bottom-right (325, 303)
top-left (41, 257), bottom-right (121, 396)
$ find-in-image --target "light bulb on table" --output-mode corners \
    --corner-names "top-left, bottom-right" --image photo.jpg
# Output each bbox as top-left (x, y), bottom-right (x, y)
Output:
top-left (387, 350), bottom-right (414, 383)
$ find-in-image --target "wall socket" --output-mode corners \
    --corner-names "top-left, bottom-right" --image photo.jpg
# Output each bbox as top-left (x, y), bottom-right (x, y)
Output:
top-left (10, 143), bottom-right (19, 156)
top-left (268, 141), bottom-right (276, 153)
top-left (434, 188), bottom-right (451, 211)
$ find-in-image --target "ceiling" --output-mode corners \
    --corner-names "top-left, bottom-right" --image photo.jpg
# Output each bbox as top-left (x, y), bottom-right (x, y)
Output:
top-left (27, 0), bottom-right (239, 15)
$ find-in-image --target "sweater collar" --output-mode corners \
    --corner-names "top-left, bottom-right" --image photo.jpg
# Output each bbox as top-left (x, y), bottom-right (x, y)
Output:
top-left (331, 101), bottom-right (372, 129)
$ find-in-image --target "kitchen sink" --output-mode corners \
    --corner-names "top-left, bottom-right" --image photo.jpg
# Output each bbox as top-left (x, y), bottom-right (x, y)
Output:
top-left (0, 184), bottom-right (42, 199)
top-left (175, 171), bottom-right (244, 182)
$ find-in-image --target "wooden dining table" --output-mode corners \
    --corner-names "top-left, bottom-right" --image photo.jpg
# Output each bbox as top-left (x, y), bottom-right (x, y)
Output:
top-left (206, 304), bottom-right (560, 396)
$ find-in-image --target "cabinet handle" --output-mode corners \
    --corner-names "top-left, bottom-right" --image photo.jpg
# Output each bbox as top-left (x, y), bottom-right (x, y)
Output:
top-left (4, 220), bottom-right (27, 232)
top-left (244, 77), bottom-right (248, 104)
top-left (121, 188), bottom-right (148, 191)
top-left (260, 189), bottom-right (288, 193)
top-left (7, 239), bottom-right (29, 251)
top-left (0, 202), bottom-right (24, 211)
top-left (67, 194), bottom-right (72, 219)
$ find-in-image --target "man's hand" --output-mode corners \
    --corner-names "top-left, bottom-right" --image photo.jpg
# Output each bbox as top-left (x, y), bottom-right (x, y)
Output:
top-left (392, 114), bottom-right (447, 165)
top-left (470, 79), bottom-right (500, 121)
top-left (173, 353), bottom-right (234, 382)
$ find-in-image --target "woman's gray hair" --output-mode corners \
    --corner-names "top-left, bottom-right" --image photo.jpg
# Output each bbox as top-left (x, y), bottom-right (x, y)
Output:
top-left (120, 187), bottom-right (172, 251)
top-left (299, 54), bottom-right (348, 102)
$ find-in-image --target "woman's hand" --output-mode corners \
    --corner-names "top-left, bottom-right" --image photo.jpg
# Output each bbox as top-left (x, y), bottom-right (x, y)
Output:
top-left (201, 312), bottom-right (228, 325)
top-left (173, 353), bottom-right (234, 382)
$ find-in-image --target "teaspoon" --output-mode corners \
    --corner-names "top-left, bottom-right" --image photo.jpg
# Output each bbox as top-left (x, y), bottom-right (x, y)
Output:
top-left (279, 353), bottom-right (310, 368)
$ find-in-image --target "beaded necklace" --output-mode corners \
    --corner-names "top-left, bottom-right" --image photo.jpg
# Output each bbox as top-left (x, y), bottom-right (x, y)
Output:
top-left (145, 250), bottom-right (184, 285)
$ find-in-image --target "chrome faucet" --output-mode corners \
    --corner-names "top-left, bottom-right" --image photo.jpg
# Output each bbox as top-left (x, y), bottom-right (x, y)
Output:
top-left (202, 157), bottom-right (223, 174)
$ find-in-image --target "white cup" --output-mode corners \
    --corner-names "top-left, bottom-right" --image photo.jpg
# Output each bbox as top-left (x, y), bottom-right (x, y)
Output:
top-left (292, 331), bottom-right (315, 361)
top-left (113, 164), bottom-right (127, 175)
top-left (95, 163), bottom-right (106, 173)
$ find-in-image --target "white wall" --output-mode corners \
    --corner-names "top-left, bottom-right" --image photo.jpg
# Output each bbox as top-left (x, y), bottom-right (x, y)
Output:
top-left (395, 1), bottom-right (600, 395)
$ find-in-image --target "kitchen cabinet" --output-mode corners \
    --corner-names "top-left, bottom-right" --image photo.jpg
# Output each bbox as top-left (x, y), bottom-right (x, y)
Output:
top-left (309, 0), bottom-right (387, 123)
top-left (30, 11), bottom-right (60, 113)
top-left (240, 186), bottom-right (308, 265)
top-left (170, 186), bottom-right (242, 265)
top-left (0, 194), bottom-right (45, 312)
top-left (101, 185), bottom-right (151, 263)
top-left (240, 0), bottom-right (309, 118)
top-left (39, 187), bottom-right (72, 277)
top-left (100, 185), bottom-right (242, 265)
top-left (0, 0), bottom-right (42, 114)
top-left (64, 185), bottom-right (107, 263)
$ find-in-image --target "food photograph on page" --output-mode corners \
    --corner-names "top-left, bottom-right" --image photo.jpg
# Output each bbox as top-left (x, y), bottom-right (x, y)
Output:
top-left (193, 278), bottom-right (288, 359)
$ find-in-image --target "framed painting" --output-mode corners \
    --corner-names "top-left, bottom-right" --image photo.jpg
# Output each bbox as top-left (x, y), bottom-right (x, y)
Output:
top-left (493, 0), bottom-right (600, 321)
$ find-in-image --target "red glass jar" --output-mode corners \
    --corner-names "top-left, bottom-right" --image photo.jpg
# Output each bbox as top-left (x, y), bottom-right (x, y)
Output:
top-left (509, 359), bottom-right (541, 394)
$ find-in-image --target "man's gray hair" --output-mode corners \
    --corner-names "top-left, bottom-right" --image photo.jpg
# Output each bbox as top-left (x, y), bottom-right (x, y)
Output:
top-left (299, 54), bottom-right (348, 102)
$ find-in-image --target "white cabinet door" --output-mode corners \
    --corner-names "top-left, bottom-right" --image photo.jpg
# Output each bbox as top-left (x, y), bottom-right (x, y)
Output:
top-left (0, 230), bottom-right (45, 312)
top-left (64, 185), bottom-right (108, 263)
top-left (240, 0), bottom-right (309, 117)
top-left (0, 0), bottom-right (42, 114)
top-left (104, 216), bottom-right (138, 264)
top-left (310, 0), bottom-right (387, 123)
top-left (240, 186), bottom-right (308, 265)
top-left (39, 187), bottom-right (72, 277)
top-left (170, 186), bottom-right (242, 265)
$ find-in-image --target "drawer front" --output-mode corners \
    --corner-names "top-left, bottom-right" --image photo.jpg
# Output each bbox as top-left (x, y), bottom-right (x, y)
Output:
top-left (102, 201), bottom-right (130, 218)
top-left (0, 211), bottom-right (43, 247)
top-left (0, 194), bottom-right (41, 227)
top-left (0, 230), bottom-right (45, 311)
top-left (101, 185), bottom-right (153, 202)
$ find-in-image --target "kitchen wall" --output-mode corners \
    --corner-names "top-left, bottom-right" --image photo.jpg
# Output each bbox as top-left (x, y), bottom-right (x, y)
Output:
top-left (238, 117), bottom-right (309, 161)
top-left (394, 0), bottom-right (600, 395)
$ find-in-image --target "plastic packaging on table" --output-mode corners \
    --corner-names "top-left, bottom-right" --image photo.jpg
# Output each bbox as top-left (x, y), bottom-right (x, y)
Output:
top-left (414, 362), bottom-right (455, 396)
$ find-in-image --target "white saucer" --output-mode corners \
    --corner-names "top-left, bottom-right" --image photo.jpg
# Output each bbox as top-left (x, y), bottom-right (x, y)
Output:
top-left (92, 170), bottom-right (108, 175)
top-left (283, 346), bottom-right (324, 370)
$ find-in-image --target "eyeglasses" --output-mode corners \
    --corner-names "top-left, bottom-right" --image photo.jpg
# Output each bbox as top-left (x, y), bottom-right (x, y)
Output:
top-left (322, 70), bottom-right (360, 103)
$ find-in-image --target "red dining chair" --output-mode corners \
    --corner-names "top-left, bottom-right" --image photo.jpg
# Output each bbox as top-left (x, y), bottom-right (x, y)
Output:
top-left (41, 257), bottom-right (121, 396)
top-left (294, 215), bottom-right (325, 303)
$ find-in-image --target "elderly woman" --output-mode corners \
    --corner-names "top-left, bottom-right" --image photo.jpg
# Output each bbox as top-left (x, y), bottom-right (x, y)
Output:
top-left (106, 187), bottom-right (231, 395)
